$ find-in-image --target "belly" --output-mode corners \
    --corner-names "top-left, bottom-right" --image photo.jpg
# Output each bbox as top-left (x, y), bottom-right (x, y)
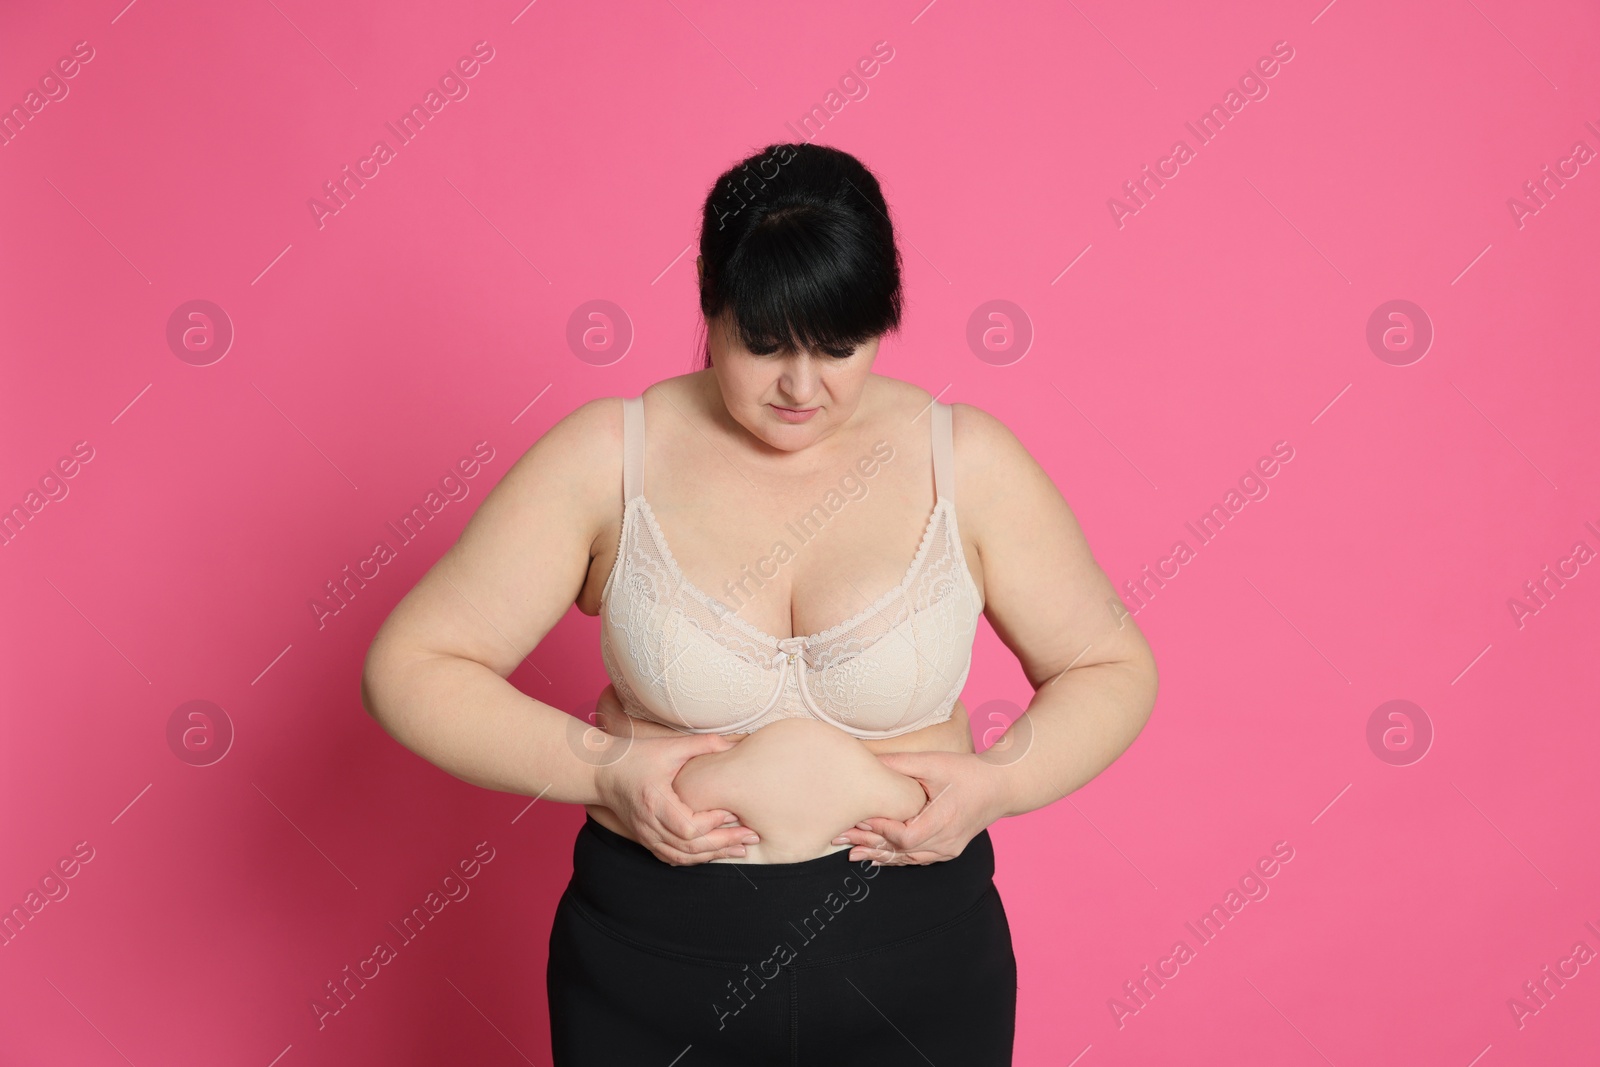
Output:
top-left (585, 688), bottom-right (970, 864)
top-left (675, 719), bottom-right (928, 863)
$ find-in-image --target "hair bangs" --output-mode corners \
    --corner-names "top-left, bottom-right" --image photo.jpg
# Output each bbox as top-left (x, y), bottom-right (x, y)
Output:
top-left (722, 212), bottom-right (886, 356)
top-left (696, 143), bottom-right (903, 369)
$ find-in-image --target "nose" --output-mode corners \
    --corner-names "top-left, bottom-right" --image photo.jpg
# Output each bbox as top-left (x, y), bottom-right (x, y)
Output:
top-left (779, 353), bottom-right (820, 404)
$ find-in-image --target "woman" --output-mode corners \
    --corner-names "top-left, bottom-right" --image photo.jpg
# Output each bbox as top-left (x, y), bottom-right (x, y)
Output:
top-left (361, 142), bottom-right (1158, 1064)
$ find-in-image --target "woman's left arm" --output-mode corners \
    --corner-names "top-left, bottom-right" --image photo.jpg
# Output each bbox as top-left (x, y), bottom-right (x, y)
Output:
top-left (836, 402), bottom-right (1159, 865)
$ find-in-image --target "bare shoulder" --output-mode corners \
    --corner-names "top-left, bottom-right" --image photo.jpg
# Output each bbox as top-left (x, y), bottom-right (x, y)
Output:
top-left (947, 400), bottom-right (1037, 488)
top-left (865, 375), bottom-right (967, 440)
top-left (462, 394), bottom-right (624, 559)
top-left (945, 399), bottom-right (1067, 547)
top-left (367, 393), bottom-right (632, 674)
top-left (869, 373), bottom-right (940, 412)
top-left (947, 399), bottom-right (1023, 465)
top-left (861, 377), bottom-right (1044, 511)
top-left (538, 392), bottom-right (620, 462)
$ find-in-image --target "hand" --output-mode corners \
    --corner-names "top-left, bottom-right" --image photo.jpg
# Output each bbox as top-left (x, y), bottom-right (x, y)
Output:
top-left (591, 724), bottom-right (760, 866)
top-left (831, 750), bottom-right (1009, 866)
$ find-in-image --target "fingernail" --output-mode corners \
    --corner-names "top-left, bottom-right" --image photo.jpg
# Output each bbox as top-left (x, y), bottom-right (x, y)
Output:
top-left (728, 846), bottom-right (747, 857)
top-left (831, 836), bottom-right (850, 845)
top-left (742, 834), bottom-right (760, 844)
top-left (855, 822), bottom-right (872, 830)
top-left (721, 817), bottom-right (739, 827)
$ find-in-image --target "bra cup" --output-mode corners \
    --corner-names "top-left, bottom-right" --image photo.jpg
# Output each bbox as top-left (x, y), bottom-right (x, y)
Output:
top-left (601, 600), bottom-right (778, 732)
top-left (657, 621), bottom-right (778, 728)
top-left (599, 461), bottom-right (985, 737)
top-left (810, 628), bottom-right (923, 732)
top-left (808, 581), bottom-right (981, 734)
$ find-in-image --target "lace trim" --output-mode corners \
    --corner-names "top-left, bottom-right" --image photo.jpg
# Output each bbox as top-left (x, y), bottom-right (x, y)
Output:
top-left (630, 493), bottom-right (952, 651)
top-left (599, 485), bottom-right (986, 738)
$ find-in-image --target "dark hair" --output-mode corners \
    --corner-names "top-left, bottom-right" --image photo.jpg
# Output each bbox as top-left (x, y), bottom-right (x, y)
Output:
top-left (695, 143), bottom-right (903, 370)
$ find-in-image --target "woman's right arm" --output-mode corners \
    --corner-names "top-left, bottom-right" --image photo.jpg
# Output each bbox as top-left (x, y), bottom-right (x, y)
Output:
top-left (359, 397), bottom-right (755, 862)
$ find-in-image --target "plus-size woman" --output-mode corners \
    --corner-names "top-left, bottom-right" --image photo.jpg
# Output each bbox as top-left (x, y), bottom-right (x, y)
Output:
top-left (362, 143), bottom-right (1158, 1065)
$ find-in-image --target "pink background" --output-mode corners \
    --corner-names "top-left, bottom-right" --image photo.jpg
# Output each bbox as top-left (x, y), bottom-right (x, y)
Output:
top-left (3, 0), bottom-right (1598, 1063)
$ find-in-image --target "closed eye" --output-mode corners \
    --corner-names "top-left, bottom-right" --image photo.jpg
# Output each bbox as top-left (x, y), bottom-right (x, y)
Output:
top-left (747, 342), bottom-right (857, 359)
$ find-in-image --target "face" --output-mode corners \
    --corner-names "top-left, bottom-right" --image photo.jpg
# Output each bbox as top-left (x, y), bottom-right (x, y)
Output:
top-left (704, 309), bottom-right (880, 451)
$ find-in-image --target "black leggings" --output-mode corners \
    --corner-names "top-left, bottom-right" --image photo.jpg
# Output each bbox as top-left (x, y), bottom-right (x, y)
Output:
top-left (547, 815), bottom-right (1017, 1065)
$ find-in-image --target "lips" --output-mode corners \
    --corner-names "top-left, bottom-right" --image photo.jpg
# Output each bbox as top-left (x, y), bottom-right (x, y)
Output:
top-left (769, 403), bottom-right (820, 423)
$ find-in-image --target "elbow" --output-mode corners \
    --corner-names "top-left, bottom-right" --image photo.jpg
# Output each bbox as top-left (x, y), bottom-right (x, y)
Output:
top-left (1135, 647), bottom-right (1159, 728)
top-left (1110, 643), bottom-right (1158, 737)
top-left (360, 640), bottom-right (401, 729)
top-left (359, 663), bottom-right (381, 722)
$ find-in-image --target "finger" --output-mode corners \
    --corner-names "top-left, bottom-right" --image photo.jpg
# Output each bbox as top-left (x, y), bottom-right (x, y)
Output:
top-left (655, 838), bottom-right (750, 865)
top-left (650, 796), bottom-right (758, 854)
top-left (677, 806), bottom-right (761, 853)
top-left (677, 825), bottom-right (761, 854)
top-left (647, 827), bottom-right (738, 865)
top-left (885, 848), bottom-right (948, 866)
top-left (872, 811), bottom-right (944, 848)
top-left (678, 815), bottom-right (760, 853)
top-left (651, 844), bottom-right (701, 866)
top-left (887, 821), bottom-right (937, 851)
top-left (641, 832), bottom-right (691, 865)
top-left (874, 751), bottom-right (930, 778)
top-left (669, 731), bottom-right (739, 763)
top-left (647, 784), bottom-right (716, 842)
top-left (690, 807), bottom-right (744, 829)
top-left (848, 846), bottom-right (902, 864)
top-left (873, 847), bottom-right (939, 866)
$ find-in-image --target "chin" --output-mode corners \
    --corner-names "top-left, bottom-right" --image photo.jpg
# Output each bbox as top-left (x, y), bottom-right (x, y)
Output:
top-left (765, 436), bottom-right (811, 454)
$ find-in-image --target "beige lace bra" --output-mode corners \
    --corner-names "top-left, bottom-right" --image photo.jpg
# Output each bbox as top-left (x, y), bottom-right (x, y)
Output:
top-left (599, 393), bottom-right (983, 739)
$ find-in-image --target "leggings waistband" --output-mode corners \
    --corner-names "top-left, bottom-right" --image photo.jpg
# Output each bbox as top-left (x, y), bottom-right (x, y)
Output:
top-left (563, 815), bottom-right (999, 964)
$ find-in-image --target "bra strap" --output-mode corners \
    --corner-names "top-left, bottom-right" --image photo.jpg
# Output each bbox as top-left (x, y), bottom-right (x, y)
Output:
top-left (622, 394), bottom-right (644, 501)
top-left (931, 400), bottom-right (954, 505)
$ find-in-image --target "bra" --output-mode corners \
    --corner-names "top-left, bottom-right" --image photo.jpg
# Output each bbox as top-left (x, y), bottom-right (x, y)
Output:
top-left (598, 392), bottom-right (984, 739)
